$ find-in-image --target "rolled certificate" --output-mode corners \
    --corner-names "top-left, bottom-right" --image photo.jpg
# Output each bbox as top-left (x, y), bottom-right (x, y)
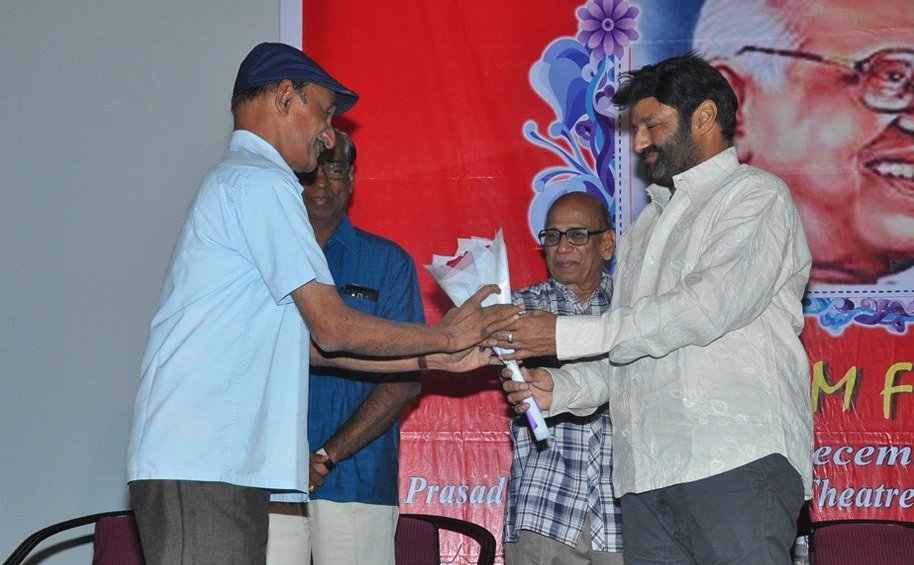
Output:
top-left (426, 229), bottom-right (550, 442)
top-left (497, 354), bottom-right (550, 441)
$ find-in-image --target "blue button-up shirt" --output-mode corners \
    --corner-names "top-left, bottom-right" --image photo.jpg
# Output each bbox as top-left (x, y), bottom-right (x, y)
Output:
top-left (308, 215), bottom-right (425, 505)
top-left (127, 130), bottom-right (333, 500)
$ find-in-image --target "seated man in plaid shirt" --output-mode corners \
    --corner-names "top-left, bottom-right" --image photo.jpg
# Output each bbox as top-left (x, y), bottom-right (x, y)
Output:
top-left (503, 192), bottom-right (622, 564)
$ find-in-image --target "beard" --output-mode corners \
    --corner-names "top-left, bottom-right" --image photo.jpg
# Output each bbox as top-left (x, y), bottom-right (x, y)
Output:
top-left (640, 120), bottom-right (701, 189)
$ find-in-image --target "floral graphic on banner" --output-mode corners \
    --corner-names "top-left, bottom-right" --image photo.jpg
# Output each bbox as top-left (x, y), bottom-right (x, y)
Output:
top-left (805, 297), bottom-right (914, 335)
top-left (523, 0), bottom-right (639, 237)
top-left (577, 0), bottom-right (641, 59)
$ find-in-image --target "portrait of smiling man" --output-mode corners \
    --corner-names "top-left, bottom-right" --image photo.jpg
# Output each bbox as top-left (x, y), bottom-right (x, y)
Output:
top-left (694, 0), bottom-right (914, 286)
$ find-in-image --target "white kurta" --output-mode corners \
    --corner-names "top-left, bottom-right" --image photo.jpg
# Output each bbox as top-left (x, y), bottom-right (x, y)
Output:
top-left (548, 147), bottom-right (814, 498)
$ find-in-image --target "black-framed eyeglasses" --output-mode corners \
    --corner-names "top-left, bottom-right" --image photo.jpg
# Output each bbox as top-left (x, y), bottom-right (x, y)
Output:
top-left (537, 227), bottom-right (608, 247)
top-left (297, 161), bottom-right (350, 185)
top-left (737, 45), bottom-right (914, 113)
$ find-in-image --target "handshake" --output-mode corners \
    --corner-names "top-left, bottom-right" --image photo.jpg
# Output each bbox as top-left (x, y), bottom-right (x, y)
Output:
top-left (432, 285), bottom-right (559, 442)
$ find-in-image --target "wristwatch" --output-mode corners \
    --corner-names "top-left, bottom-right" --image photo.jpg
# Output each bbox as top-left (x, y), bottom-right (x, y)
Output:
top-left (316, 447), bottom-right (336, 472)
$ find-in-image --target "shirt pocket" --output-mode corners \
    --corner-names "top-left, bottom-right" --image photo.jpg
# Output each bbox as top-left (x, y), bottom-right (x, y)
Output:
top-left (341, 288), bottom-right (381, 316)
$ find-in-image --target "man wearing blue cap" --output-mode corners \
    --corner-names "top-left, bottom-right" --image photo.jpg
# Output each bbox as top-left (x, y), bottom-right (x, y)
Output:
top-left (125, 43), bottom-right (519, 565)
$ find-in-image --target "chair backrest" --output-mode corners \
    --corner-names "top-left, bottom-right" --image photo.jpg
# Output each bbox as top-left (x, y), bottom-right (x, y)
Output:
top-left (810, 520), bottom-right (914, 565)
top-left (92, 514), bottom-right (144, 565)
top-left (395, 513), bottom-right (496, 565)
top-left (2, 511), bottom-right (144, 565)
top-left (395, 515), bottom-right (441, 565)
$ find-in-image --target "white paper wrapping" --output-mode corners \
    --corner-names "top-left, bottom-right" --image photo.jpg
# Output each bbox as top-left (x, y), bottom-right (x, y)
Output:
top-left (426, 229), bottom-right (549, 441)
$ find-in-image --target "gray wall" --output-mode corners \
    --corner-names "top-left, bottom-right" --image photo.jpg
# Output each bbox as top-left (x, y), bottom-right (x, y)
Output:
top-left (1, 0), bottom-right (280, 560)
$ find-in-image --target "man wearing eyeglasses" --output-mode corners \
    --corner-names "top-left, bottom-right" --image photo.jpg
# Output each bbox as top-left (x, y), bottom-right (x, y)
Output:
top-left (500, 53), bottom-right (812, 564)
top-left (694, 0), bottom-right (914, 285)
top-left (266, 129), bottom-right (423, 565)
top-left (503, 192), bottom-right (622, 565)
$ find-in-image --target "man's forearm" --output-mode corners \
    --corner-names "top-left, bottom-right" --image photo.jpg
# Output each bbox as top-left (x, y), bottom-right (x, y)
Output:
top-left (311, 342), bottom-right (424, 373)
top-left (294, 282), bottom-right (519, 356)
top-left (320, 379), bottom-right (421, 463)
top-left (555, 312), bottom-right (612, 360)
top-left (309, 298), bottom-right (446, 355)
top-left (546, 356), bottom-right (612, 417)
top-left (310, 342), bottom-right (496, 375)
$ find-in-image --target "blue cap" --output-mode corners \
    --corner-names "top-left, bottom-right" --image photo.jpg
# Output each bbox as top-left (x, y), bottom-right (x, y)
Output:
top-left (233, 42), bottom-right (358, 114)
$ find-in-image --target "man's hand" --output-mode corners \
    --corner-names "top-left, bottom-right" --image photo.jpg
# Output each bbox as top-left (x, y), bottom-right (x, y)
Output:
top-left (428, 346), bottom-right (500, 373)
top-left (439, 284), bottom-right (522, 352)
top-left (502, 366), bottom-right (554, 412)
top-left (493, 309), bottom-right (558, 359)
top-left (308, 451), bottom-right (333, 492)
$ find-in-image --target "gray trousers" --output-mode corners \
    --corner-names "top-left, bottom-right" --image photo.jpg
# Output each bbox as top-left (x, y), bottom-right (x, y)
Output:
top-left (129, 479), bottom-right (271, 565)
top-left (620, 454), bottom-right (805, 565)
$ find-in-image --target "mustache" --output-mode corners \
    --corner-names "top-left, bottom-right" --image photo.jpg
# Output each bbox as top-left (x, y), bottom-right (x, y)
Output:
top-left (639, 146), bottom-right (662, 160)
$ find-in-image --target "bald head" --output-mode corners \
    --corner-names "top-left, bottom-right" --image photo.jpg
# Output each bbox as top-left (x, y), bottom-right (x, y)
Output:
top-left (546, 192), bottom-right (610, 230)
top-left (542, 192), bottom-right (614, 297)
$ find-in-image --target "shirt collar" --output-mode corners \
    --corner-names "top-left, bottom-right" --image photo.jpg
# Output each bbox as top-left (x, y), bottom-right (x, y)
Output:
top-left (229, 130), bottom-right (296, 177)
top-left (645, 147), bottom-right (739, 209)
top-left (548, 270), bottom-right (613, 305)
top-left (325, 214), bottom-right (356, 252)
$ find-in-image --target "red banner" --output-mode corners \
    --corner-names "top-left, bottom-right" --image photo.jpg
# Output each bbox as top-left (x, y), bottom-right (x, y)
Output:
top-left (804, 323), bottom-right (914, 520)
top-left (297, 3), bottom-right (577, 561)
top-left (292, 1), bottom-right (914, 561)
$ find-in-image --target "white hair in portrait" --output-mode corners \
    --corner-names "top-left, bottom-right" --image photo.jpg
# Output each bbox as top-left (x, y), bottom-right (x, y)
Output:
top-left (693, 0), bottom-right (805, 91)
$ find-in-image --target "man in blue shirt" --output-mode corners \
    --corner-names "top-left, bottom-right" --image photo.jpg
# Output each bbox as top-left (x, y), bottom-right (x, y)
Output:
top-left (127, 43), bottom-right (519, 565)
top-left (266, 129), bottom-right (423, 565)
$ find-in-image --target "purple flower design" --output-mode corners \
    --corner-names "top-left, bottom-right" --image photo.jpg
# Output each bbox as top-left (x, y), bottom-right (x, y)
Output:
top-left (576, 0), bottom-right (640, 59)
top-left (523, 39), bottom-right (616, 237)
top-left (523, 3), bottom-right (639, 248)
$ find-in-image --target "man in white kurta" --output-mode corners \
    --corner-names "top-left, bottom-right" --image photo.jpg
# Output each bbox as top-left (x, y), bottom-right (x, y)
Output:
top-left (550, 145), bottom-right (812, 499)
top-left (500, 53), bottom-right (813, 565)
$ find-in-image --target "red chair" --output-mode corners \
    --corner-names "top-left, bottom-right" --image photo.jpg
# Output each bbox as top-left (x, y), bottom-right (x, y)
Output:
top-left (809, 520), bottom-right (914, 565)
top-left (6, 509), bottom-right (498, 565)
top-left (3, 511), bottom-right (144, 565)
top-left (395, 513), bottom-right (496, 565)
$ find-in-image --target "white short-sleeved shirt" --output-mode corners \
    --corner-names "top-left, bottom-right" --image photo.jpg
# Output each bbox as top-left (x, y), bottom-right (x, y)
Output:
top-left (127, 130), bottom-right (333, 500)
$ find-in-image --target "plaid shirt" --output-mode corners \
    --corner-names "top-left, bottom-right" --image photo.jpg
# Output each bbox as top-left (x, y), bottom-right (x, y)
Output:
top-left (503, 272), bottom-right (622, 552)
